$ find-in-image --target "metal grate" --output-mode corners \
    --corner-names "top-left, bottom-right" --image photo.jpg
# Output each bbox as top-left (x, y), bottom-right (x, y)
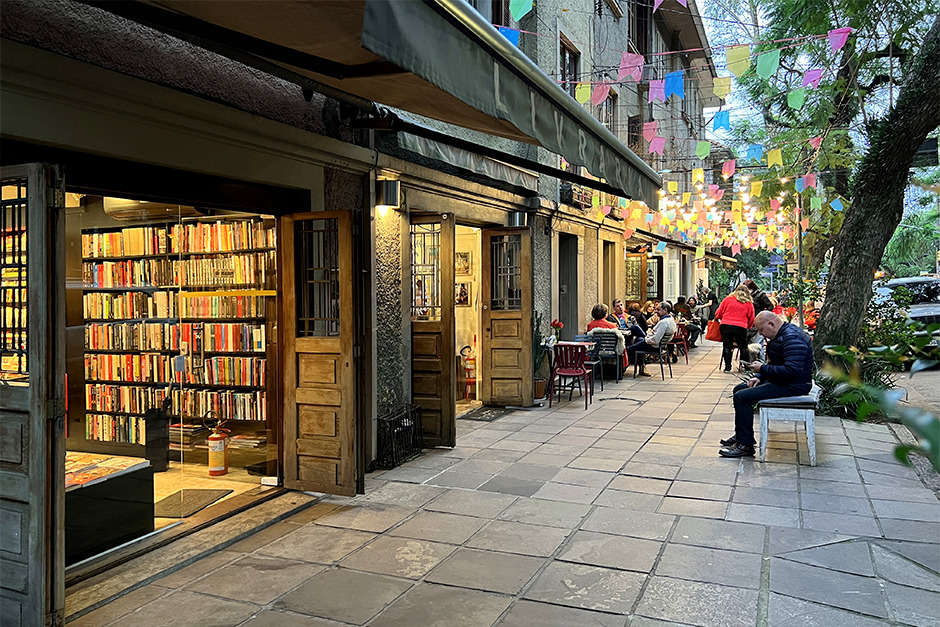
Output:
top-left (490, 234), bottom-right (522, 310)
top-left (1, 178), bottom-right (28, 380)
top-left (296, 218), bottom-right (339, 337)
top-left (370, 404), bottom-right (423, 470)
top-left (410, 223), bottom-right (441, 321)
top-left (625, 255), bottom-right (643, 303)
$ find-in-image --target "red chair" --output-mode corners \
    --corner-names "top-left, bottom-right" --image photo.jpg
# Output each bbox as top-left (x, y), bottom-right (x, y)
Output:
top-left (667, 324), bottom-right (690, 365)
top-left (548, 344), bottom-right (592, 409)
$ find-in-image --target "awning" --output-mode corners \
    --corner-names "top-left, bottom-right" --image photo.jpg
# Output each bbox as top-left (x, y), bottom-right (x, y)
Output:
top-left (84, 0), bottom-right (661, 205)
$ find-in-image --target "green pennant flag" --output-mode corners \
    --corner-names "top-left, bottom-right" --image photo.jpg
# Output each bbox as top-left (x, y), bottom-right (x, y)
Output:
top-left (788, 88), bottom-right (806, 110)
top-left (810, 197), bottom-right (822, 210)
top-left (510, 0), bottom-right (532, 20)
top-left (756, 49), bottom-right (781, 79)
top-left (695, 141), bottom-right (711, 158)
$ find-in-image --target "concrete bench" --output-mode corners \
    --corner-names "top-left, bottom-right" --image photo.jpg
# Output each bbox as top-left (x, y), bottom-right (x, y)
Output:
top-left (757, 383), bottom-right (822, 466)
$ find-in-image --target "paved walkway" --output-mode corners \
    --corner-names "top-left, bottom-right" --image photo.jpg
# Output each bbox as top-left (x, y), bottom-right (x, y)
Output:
top-left (70, 344), bottom-right (940, 626)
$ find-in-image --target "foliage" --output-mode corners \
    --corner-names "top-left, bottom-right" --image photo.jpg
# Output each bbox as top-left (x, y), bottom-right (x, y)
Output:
top-left (881, 208), bottom-right (940, 277)
top-left (821, 329), bottom-right (940, 471)
top-left (814, 354), bottom-right (896, 419)
top-left (857, 283), bottom-right (918, 351)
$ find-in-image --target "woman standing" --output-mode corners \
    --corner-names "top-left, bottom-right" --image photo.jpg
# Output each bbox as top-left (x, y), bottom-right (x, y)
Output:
top-left (714, 285), bottom-right (755, 372)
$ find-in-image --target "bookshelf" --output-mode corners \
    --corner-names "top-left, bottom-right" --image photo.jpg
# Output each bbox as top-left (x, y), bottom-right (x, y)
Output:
top-left (75, 217), bottom-right (276, 468)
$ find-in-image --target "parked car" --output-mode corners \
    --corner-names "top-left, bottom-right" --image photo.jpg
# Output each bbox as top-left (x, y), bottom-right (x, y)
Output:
top-left (873, 276), bottom-right (940, 348)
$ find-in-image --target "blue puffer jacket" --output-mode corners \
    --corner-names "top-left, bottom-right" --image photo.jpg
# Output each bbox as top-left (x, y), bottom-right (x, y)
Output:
top-left (758, 322), bottom-right (814, 385)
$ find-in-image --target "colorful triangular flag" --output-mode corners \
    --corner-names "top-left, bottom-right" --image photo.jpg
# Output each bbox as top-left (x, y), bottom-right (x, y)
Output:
top-left (619, 52), bottom-right (644, 81)
top-left (726, 44), bottom-right (751, 77)
top-left (756, 49), bottom-right (780, 78)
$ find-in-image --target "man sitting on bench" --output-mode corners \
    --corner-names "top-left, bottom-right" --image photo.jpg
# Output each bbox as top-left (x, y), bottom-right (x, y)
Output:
top-left (719, 311), bottom-right (814, 458)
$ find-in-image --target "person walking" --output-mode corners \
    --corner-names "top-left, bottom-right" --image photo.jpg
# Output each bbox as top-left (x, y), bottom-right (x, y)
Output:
top-left (714, 284), bottom-right (754, 372)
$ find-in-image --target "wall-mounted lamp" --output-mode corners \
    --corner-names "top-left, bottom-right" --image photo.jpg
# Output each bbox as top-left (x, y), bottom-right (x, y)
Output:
top-left (375, 179), bottom-right (401, 215)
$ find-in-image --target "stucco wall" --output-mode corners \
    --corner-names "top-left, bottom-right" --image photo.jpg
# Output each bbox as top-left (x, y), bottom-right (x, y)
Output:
top-left (374, 210), bottom-right (407, 417)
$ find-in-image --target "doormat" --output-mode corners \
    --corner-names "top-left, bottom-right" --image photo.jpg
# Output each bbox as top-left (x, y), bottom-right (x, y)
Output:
top-left (459, 407), bottom-right (512, 422)
top-left (154, 489), bottom-right (234, 518)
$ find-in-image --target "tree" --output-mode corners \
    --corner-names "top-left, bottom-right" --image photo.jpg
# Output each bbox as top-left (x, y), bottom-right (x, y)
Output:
top-left (881, 208), bottom-right (940, 277)
top-left (814, 15), bottom-right (940, 355)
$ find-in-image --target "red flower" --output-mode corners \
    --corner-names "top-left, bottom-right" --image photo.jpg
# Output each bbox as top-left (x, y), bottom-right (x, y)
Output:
top-left (550, 319), bottom-right (564, 330)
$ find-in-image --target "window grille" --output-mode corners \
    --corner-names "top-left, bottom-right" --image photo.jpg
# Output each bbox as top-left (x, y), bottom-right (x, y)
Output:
top-left (490, 234), bottom-right (522, 310)
top-left (1, 178), bottom-right (28, 380)
top-left (411, 223), bottom-right (441, 321)
top-left (296, 218), bottom-right (339, 336)
top-left (625, 255), bottom-right (643, 303)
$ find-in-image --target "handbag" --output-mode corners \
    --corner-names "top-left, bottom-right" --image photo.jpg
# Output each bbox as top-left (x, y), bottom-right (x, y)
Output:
top-left (706, 320), bottom-right (722, 342)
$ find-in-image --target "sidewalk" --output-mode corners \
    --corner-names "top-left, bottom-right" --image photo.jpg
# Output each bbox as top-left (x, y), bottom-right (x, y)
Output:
top-left (68, 343), bottom-right (940, 627)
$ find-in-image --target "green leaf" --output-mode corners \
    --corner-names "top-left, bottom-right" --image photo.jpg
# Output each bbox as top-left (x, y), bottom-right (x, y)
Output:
top-left (893, 445), bottom-right (915, 467)
top-left (911, 359), bottom-right (939, 376)
top-left (855, 401), bottom-right (880, 422)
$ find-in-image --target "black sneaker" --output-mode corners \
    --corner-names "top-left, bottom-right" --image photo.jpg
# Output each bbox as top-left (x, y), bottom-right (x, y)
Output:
top-left (719, 443), bottom-right (755, 458)
top-left (719, 435), bottom-right (737, 446)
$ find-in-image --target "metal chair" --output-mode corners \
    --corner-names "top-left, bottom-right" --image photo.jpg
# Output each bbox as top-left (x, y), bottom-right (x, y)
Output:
top-left (575, 335), bottom-right (603, 393)
top-left (591, 332), bottom-right (623, 382)
top-left (632, 333), bottom-right (675, 380)
top-left (548, 344), bottom-right (592, 409)
top-left (667, 324), bottom-right (690, 365)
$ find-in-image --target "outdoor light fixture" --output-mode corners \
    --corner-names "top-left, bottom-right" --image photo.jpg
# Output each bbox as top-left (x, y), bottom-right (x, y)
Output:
top-left (375, 179), bottom-right (401, 213)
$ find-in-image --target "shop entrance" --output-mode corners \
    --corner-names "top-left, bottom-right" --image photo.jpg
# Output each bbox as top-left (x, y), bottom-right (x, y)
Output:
top-left (454, 224), bottom-right (482, 418)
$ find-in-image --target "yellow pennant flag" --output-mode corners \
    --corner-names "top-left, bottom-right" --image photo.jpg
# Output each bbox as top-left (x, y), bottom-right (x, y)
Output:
top-left (575, 83), bottom-right (592, 104)
top-left (767, 148), bottom-right (783, 167)
top-left (726, 45), bottom-right (751, 77)
top-left (681, 192), bottom-right (691, 206)
top-left (750, 181), bottom-right (763, 197)
top-left (692, 168), bottom-right (705, 183)
top-left (732, 211), bottom-right (742, 223)
top-left (766, 234), bottom-right (775, 248)
top-left (732, 200), bottom-right (743, 212)
top-left (667, 181), bottom-right (678, 194)
top-left (757, 225), bottom-right (767, 234)
top-left (713, 76), bottom-right (732, 99)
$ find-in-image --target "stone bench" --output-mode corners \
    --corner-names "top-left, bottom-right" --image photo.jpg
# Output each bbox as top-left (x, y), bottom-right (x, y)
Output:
top-left (757, 383), bottom-right (822, 466)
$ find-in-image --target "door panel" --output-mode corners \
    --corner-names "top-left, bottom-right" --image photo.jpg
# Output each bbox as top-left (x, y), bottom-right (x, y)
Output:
top-left (410, 216), bottom-right (455, 447)
top-left (0, 165), bottom-right (66, 626)
top-left (480, 228), bottom-right (532, 407)
top-left (280, 212), bottom-right (357, 495)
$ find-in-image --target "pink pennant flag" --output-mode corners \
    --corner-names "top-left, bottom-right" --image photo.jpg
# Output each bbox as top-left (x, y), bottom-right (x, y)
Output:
top-left (623, 228), bottom-right (635, 239)
top-left (804, 173), bottom-right (817, 189)
top-left (725, 211), bottom-right (734, 222)
top-left (808, 136), bottom-right (823, 149)
top-left (767, 211), bottom-right (776, 221)
top-left (653, 0), bottom-right (665, 11)
top-left (648, 80), bottom-right (666, 103)
top-left (731, 244), bottom-right (741, 256)
top-left (722, 159), bottom-right (737, 178)
top-left (714, 189), bottom-right (725, 201)
top-left (709, 184), bottom-right (720, 196)
top-left (770, 198), bottom-right (780, 211)
top-left (591, 83), bottom-right (611, 106)
top-left (677, 0), bottom-right (688, 5)
top-left (643, 121), bottom-right (659, 142)
top-left (800, 218), bottom-right (810, 231)
top-left (828, 27), bottom-right (853, 53)
top-left (619, 52), bottom-right (644, 81)
top-left (802, 68), bottom-right (823, 89)
top-left (649, 136), bottom-right (666, 155)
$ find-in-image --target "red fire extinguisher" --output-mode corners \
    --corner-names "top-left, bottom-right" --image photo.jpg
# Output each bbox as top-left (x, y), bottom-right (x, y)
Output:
top-left (207, 418), bottom-right (230, 476)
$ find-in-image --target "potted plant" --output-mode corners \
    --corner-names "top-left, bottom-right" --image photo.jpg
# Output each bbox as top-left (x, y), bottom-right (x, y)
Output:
top-left (533, 310), bottom-right (549, 401)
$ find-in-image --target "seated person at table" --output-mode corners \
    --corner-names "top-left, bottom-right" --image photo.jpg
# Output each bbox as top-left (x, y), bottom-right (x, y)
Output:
top-left (626, 302), bottom-right (677, 377)
top-left (587, 304), bottom-right (617, 331)
top-left (607, 299), bottom-right (646, 342)
top-left (673, 296), bottom-right (692, 320)
top-left (627, 301), bottom-right (648, 335)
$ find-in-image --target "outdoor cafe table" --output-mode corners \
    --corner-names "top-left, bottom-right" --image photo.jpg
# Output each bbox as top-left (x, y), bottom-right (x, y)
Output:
top-left (543, 340), bottom-right (596, 400)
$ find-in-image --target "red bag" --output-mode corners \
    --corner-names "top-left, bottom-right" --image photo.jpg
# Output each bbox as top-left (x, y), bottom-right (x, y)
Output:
top-left (706, 320), bottom-right (722, 342)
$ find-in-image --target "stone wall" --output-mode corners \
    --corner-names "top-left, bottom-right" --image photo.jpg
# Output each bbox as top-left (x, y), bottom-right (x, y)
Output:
top-left (373, 211), bottom-right (407, 417)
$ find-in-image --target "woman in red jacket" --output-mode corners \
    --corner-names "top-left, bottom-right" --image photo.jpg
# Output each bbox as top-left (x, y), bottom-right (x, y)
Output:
top-left (714, 285), bottom-right (755, 372)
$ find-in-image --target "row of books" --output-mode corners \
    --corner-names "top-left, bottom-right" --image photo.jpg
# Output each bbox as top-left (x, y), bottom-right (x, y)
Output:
top-left (82, 252), bottom-right (275, 289)
top-left (179, 295), bottom-right (268, 319)
top-left (84, 353), bottom-right (266, 387)
top-left (85, 414), bottom-right (147, 445)
top-left (85, 321), bottom-right (266, 353)
top-left (83, 290), bottom-right (178, 320)
top-left (1, 287), bottom-right (27, 302)
top-left (82, 226), bottom-right (169, 258)
top-left (85, 383), bottom-right (266, 421)
top-left (180, 356), bottom-right (266, 387)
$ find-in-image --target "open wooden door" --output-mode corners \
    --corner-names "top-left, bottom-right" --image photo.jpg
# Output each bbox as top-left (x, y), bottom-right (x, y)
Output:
top-left (480, 227), bottom-right (532, 406)
top-left (410, 215), bottom-right (455, 447)
top-left (0, 165), bottom-right (66, 626)
top-left (280, 211), bottom-right (357, 496)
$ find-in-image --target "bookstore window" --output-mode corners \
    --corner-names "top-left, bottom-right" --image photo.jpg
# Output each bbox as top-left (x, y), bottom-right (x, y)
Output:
top-left (65, 195), bottom-right (279, 565)
top-left (560, 37), bottom-right (580, 99)
top-left (1, 179), bottom-right (28, 385)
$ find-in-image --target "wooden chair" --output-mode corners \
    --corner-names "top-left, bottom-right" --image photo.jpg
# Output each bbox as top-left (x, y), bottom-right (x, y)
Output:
top-left (575, 335), bottom-right (603, 393)
top-left (667, 324), bottom-right (689, 365)
top-left (632, 333), bottom-right (675, 380)
top-left (548, 344), bottom-right (592, 409)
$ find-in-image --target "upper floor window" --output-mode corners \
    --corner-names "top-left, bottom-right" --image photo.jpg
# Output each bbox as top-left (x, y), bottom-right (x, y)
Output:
top-left (601, 88), bottom-right (619, 135)
top-left (560, 37), bottom-right (580, 99)
top-left (491, 0), bottom-right (511, 27)
top-left (630, 0), bottom-right (651, 57)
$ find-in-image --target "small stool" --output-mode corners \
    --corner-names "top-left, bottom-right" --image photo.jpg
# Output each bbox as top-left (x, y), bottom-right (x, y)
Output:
top-left (757, 384), bottom-right (822, 466)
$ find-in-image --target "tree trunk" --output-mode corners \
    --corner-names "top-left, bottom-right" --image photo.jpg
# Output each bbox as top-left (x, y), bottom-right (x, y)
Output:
top-left (814, 15), bottom-right (940, 359)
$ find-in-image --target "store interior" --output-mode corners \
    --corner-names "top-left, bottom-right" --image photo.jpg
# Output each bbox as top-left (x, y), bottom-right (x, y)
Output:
top-left (455, 224), bottom-right (482, 418)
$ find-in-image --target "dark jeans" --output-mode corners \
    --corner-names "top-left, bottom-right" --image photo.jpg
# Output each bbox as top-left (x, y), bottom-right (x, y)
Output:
top-left (720, 324), bottom-right (749, 370)
top-left (686, 323), bottom-right (702, 346)
top-left (732, 380), bottom-right (812, 446)
top-left (625, 324), bottom-right (645, 343)
top-left (627, 339), bottom-right (655, 367)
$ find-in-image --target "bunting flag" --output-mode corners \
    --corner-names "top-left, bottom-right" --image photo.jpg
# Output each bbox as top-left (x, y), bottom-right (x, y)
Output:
top-left (709, 184), bottom-right (720, 196)
top-left (828, 27), bottom-right (854, 53)
top-left (676, 0), bottom-right (688, 6)
top-left (732, 200), bottom-right (743, 212)
top-left (497, 26), bottom-right (520, 46)
top-left (767, 148), bottom-right (783, 167)
top-left (808, 136), bottom-right (823, 149)
top-left (664, 70), bottom-right (685, 100)
top-left (771, 198), bottom-right (780, 211)
top-left (655, 241), bottom-right (667, 252)
top-left (795, 177), bottom-right (805, 193)
top-left (750, 181), bottom-right (763, 197)
top-left (830, 198), bottom-right (844, 211)
top-left (802, 68), bottom-right (824, 89)
top-left (623, 228), bottom-right (635, 239)
top-left (747, 144), bottom-right (763, 163)
top-left (713, 110), bottom-right (731, 131)
top-left (509, 0), bottom-right (532, 20)
top-left (756, 49), bottom-right (780, 78)
top-left (602, 204), bottom-right (612, 215)
top-left (619, 52), bottom-right (644, 81)
top-left (653, 0), bottom-right (665, 11)
top-left (722, 159), bottom-right (736, 178)
top-left (696, 141), bottom-right (711, 158)
top-left (646, 213), bottom-right (655, 223)
top-left (648, 80), bottom-right (666, 102)
top-left (811, 197), bottom-right (822, 210)
top-left (575, 83), bottom-right (591, 104)
top-left (692, 168), bottom-right (704, 183)
top-left (667, 180), bottom-right (678, 194)
top-left (649, 136), bottom-right (666, 155)
top-left (726, 44), bottom-right (751, 77)
top-left (804, 173), bottom-right (817, 189)
top-left (591, 83), bottom-right (610, 105)
top-left (788, 88), bottom-right (806, 110)
top-left (643, 121), bottom-right (659, 142)
top-left (681, 192), bottom-right (691, 206)
top-left (800, 218), bottom-right (810, 231)
top-left (714, 189), bottom-right (725, 200)
top-left (713, 76), bottom-right (732, 99)
top-left (731, 244), bottom-right (741, 256)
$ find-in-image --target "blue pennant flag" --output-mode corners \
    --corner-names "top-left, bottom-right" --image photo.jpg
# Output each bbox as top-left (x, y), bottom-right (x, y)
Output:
top-left (795, 177), bottom-right (805, 193)
top-left (747, 144), bottom-right (763, 163)
top-left (664, 70), bottom-right (685, 101)
top-left (713, 110), bottom-right (730, 131)
top-left (497, 26), bottom-right (520, 46)
top-left (830, 198), bottom-right (844, 212)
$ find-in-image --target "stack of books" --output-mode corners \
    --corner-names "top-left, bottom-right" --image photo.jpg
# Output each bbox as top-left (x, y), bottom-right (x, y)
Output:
top-left (228, 433), bottom-right (266, 450)
top-left (168, 422), bottom-right (209, 451)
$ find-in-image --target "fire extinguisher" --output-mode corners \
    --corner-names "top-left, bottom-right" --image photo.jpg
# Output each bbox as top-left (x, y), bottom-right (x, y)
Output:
top-left (205, 412), bottom-right (229, 476)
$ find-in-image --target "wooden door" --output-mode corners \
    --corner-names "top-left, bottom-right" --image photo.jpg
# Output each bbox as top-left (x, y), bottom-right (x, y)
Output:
top-left (481, 227), bottom-right (532, 406)
top-left (410, 215), bottom-right (455, 447)
top-left (280, 212), bottom-right (357, 495)
top-left (0, 165), bottom-right (66, 626)
top-left (625, 252), bottom-right (648, 304)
